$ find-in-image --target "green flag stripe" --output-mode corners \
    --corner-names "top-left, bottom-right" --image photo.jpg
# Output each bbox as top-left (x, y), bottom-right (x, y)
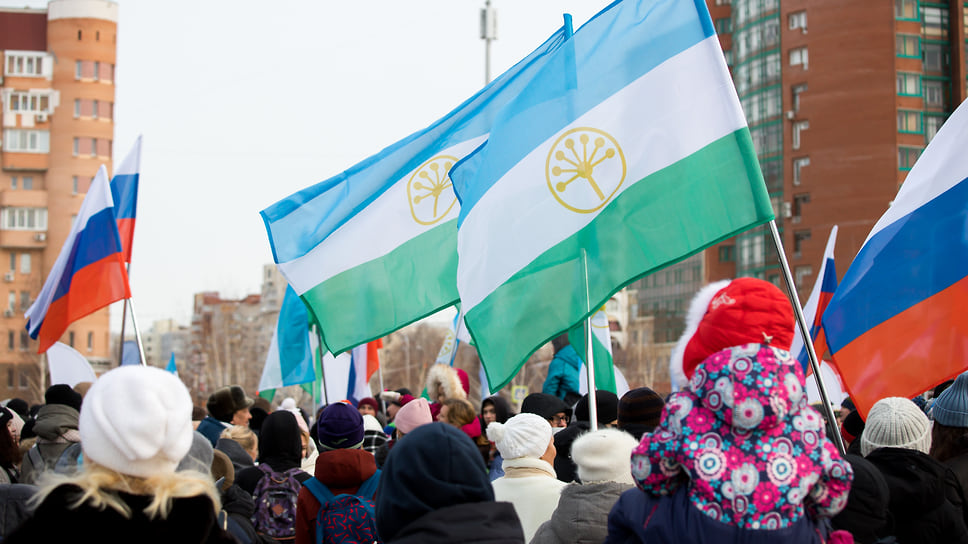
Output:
top-left (469, 129), bottom-right (771, 391)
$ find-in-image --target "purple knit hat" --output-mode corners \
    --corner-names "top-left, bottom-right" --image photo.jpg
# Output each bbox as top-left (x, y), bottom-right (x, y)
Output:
top-left (317, 402), bottom-right (364, 450)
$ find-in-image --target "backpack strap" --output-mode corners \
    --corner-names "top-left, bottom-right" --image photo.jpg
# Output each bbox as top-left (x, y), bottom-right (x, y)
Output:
top-left (302, 477), bottom-right (336, 503)
top-left (356, 469), bottom-right (381, 499)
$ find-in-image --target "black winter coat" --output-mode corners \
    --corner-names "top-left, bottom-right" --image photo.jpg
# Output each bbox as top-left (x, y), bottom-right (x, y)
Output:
top-left (390, 501), bottom-right (524, 544)
top-left (867, 447), bottom-right (968, 544)
top-left (6, 483), bottom-right (236, 544)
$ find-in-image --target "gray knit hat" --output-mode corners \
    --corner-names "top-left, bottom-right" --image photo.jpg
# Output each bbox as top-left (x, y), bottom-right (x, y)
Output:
top-left (932, 371), bottom-right (968, 428)
top-left (861, 397), bottom-right (932, 457)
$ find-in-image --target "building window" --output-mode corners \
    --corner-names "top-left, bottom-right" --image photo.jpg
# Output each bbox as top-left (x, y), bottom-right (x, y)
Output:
top-left (19, 254), bottom-right (30, 274)
top-left (896, 34), bottom-right (921, 58)
top-left (4, 53), bottom-right (46, 77)
top-left (750, 122), bottom-right (782, 158)
top-left (788, 11), bottom-right (807, 31)
top-left (90, 138), bottom-right (97, 157)
top-left (93, 61), bottom-right (100, 81)
top-left (6, 368), bottom-right (11, 386)
top-left (793, 230), bottom-right (811, 259)
top-left (75, 60), bottom-right (82, 79)
top-left (923, 79), bottom-right (947, 108)
top-left (789, 47), bottom-right (808, 69)
top-left (6, 332), bottom-right (12, 353)
top-left (96, 30), bottom-right (100, 41)
top-left (68, 331), bottom-right (75, 348)
top-left (793, 157), bottom-right (810, 186)
top-left (6, 292), bottom-right (13, 312)
top-left (898, 110), bottom-right (922, 133)
top-left (22, 177), bottom-right (32, 191)
top-left (925, 113), bottom-right (946, 143)
top-left (792, 193), bottom-right (810, 223)
top-left (923, 42), bottom-right (946, 72)
top-left (74, 99), bottom-right (80, 118)
top-left (922, 5), bottom-right (949, 39)
top-left (9, 177), bottom-right (15, 190)
top-left (1, 130), bottom-right (50, 153)
top-left (792, 120), bottom-right (809, 150)
top-left (719, 245), bottom-right (735, 262)
top-left (19, 292), bottom-right (29, 312)
top-left (795, 265), bottom-right (813, 289)
top-left (738, 233), bottom-right (766, 268)
top-left (18, 363), bottom-right (27, 386)
top-left (92, 100), bottom-right (99, 119)
top-left (792, 84), bottom-right (808, 112)
top-left (896, 72), bottom-right (921, 96)
top-left (1, 208), bottom-right (48, 231)
top-left (8, 254), bottom-right (14, 272)
top-left (715, 18), bottom-right (732, 34)
top-left (740, 86), bottom-right (782, 124)
top-left (87, 332), bottom-right (93, 352)
top-left (5, 91), bottom-right (51, 114)
top-left (73, 138), bottom-right (79, 156)
top-left (895, 0), bottom-right (918, 20)
top-left (715, 0), bottom-right (731, 4)
top-left (898, 146), bottom-right (923, 170)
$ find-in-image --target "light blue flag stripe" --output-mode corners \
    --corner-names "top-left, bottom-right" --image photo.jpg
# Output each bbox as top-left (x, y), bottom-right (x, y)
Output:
top-left (262, 27), bottom-right (570, 264)
top-left (453, 0), bottom-right (716, 226)
top-left (278, 285), bottom-right (316, 386)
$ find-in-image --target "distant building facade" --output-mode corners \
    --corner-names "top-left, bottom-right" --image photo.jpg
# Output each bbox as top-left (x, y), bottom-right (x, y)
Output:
top-left (0, 0), bottom-right (118, 402)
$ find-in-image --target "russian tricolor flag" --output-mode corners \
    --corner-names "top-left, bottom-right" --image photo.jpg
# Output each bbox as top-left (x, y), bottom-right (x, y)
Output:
top-left (791, 225), bottom-right (838, 372)
top-left (822, 99), bottom-right (968, 417)
top-left (25, 165), bottom-right (131, 353)
top-left (110, 135), bottom-right (141, 263)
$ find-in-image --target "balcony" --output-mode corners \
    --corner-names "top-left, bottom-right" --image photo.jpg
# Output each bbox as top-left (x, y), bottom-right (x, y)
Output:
top-left (1, 151), bottom-right (48, 171)
top-left (0, 230), bottom-right (47, 249)
top-left (0, 190), bottom-right (46, 208)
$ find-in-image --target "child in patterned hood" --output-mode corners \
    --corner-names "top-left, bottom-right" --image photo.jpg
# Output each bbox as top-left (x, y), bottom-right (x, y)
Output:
top-left (630, 278), bottom-right (853, 531)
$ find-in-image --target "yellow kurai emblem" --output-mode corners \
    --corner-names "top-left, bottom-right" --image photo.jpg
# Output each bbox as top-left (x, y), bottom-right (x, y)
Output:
top-left (407, 155), bottom-right (459, 225)
top-left (546, 127), bottom-right (626, 213)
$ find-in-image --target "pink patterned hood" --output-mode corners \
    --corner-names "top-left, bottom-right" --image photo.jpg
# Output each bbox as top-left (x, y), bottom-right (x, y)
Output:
top-left (631, 344), bottom-right (852, 529)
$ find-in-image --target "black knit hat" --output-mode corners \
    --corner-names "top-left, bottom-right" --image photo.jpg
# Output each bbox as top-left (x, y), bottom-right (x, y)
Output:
top-left (520, 393), bottom-right (570, 421)
top-left (5, 398), bottom-right (28, 419)
top-left (206, 385), bottom-right (254, 422)
top-left (45, 384), bottom-right (82, 412)
top-left (574, 390), bottom-right (619, 425)
top-left (618, 387), bottom-right (665, 429)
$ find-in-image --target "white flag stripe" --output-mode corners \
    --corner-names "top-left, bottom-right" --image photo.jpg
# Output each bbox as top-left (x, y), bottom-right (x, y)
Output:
top-left (279, 136), bottom-right (486, 295)
top-left (457, 37), bottom-right (744, 311)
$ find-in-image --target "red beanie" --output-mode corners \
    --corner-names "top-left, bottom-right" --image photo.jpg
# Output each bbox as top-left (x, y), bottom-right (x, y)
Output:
top-left (670, 278), bottom-right (794, 389)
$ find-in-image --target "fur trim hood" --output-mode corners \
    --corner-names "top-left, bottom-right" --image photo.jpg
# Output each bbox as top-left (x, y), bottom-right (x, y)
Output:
top-left (425, 363), bottom-right (466, 402)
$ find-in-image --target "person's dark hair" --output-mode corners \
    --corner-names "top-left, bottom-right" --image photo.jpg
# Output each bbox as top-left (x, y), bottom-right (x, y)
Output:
top-left (934, 380), bottom-right (955, 398)
top-left (0, 409), bottom-right (21, 469)
top-left (930, 422), bottom-right (968, 462)
top-left (551, 334), bottom-right (569, 353)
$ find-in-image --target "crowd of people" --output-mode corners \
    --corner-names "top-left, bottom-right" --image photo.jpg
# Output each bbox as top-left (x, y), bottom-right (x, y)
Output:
top-left (0, 278), bottom-right (966, 542)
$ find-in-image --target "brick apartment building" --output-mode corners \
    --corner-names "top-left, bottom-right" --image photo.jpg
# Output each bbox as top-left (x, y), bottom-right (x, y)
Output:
top-left (0, 0), bottom-right (118, 402)
top-left (625, 0), bottom-right (968, 392)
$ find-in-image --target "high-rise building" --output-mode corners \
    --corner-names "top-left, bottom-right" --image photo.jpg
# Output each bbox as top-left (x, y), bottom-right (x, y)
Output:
top-left (0, 0), bottom-right (118, 402)
top-left (625, 0), bottom-right (968, 393)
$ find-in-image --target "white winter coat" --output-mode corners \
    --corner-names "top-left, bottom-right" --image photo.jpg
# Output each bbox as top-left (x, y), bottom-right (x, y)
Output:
top-left (490, 456), bottom-right (567, 542)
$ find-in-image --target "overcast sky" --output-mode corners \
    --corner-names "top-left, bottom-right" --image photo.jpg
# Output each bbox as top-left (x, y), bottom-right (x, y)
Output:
top-left (3, 0), bottom-right (608, 331)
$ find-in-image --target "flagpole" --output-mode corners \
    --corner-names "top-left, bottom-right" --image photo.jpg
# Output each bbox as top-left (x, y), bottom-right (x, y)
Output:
top-left (768, 220), bottom-right (846, 455)
top-left (581, 248), bottom-right (598, 432)
top-left (377, 363), bottom-right (387, 416)
top-left (117, 299), bottom-right (129, 366)
top-left (128, 298), bottom-right (147, 366)
top-left (448, 314), bottom-right (462, 367)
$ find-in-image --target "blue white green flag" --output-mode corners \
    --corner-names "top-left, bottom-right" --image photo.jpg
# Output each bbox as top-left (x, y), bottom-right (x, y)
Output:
top-left (451, 0), bottom-right (774, 390)
top-left (258, 285), bottom-right (316, 398)
top-left (568, 306), bottom-right (616, 393)
top-left (260, 26), bottom-right (570, 356)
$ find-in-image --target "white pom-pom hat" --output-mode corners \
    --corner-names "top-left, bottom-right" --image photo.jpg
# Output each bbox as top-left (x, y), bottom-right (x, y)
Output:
top-left (486, 413), bottom-right (552, 460)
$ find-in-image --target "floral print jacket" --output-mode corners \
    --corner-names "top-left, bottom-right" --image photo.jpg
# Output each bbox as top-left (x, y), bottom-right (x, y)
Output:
top-left (631, 343), bottom-right (852, 529)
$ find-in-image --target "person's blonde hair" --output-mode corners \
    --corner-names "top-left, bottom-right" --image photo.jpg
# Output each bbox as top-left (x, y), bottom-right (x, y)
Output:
top-left (31, 461), bottom-right (220, 520)
top-left (220, 424), bottom-right (257, 452)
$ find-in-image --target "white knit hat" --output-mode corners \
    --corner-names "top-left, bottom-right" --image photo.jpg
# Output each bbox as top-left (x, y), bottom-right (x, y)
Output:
top-left (80, 366), bottom-right (194, 478)
top-left (486, 412), bottom-right (552, 460)
top-left (571, 428), bottom-right (638, 484)
top-left (861, 396), bottom-right (932, 457)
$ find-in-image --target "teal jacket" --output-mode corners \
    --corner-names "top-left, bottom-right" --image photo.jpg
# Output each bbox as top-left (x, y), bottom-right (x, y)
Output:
top-left (542, 345), bottom-right (582, 401)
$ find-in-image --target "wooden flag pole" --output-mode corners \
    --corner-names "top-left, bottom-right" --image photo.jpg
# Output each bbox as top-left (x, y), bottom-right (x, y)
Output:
top-left (768, 220), bottom-right (846, 455)
top-left (582, 248), bottom-right (598, 432)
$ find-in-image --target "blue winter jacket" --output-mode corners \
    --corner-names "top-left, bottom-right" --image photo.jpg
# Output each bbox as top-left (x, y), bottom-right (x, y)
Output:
top-left (542, 345), bottom-right (581, 401)
top-left (605, 487), bottom-right (828, 544)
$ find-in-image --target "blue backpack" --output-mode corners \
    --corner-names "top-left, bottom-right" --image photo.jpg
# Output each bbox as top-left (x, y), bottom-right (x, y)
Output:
top-left (302, 470), bottom-right (382, 544)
